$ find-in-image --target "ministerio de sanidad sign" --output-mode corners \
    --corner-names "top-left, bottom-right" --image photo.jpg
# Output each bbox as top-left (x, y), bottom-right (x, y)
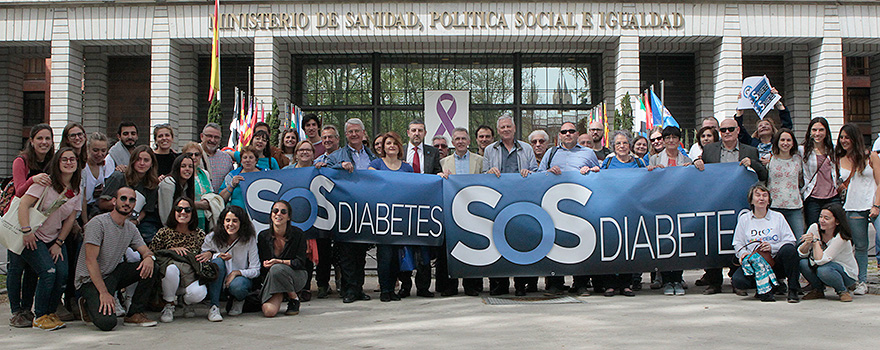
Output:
top-left (213, 9), bottom-right (685, 31)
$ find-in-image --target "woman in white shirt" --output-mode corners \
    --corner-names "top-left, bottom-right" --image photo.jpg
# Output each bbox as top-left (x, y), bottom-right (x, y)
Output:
top-left (798, 203), bottom-right (857, 302)
top-left (82, 132), bottom-right (115, 222)
top-left (833, 124), bottom-right (880, 295)
top-left (196, 206), bottom-right (259, 322)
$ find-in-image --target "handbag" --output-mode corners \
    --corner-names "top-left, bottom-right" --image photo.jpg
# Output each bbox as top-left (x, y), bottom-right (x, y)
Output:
top-left (838, 168), bottom-right (856, 202)
top-left (0, 187), bottom-right (49, 254)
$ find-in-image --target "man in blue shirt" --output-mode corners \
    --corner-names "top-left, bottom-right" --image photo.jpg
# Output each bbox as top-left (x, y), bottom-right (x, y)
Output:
top-left (537, 122), bottom-right (599, 296)
top-left (323, 118), bottom-right (377, 303)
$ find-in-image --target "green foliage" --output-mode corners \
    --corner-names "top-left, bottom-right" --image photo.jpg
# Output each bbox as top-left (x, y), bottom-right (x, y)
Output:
top-left (266, 98), bottom-right (281, 146)
top-left (613, 92), bottom-right (634, 132)
top-left (207, 98), bottom-right (223, 126)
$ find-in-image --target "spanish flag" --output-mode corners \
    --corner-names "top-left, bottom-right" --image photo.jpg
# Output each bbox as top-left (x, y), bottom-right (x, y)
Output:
top-left (208, 0), bottom-right (220, 102)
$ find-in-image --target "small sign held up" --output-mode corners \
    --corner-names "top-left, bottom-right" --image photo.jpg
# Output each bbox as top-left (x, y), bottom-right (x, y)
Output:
top-left (737, 76), bottom-right (781, 120)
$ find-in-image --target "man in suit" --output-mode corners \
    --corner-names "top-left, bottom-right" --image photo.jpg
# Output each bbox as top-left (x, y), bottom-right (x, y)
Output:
top-left (401, 120), bottom-right (442, 298)
top-left (439, 127), bottom-right (486, 296)
top-left (483, 114), bottom-right (539, 295)
top-left (693, 117), bottom-right (768, 295)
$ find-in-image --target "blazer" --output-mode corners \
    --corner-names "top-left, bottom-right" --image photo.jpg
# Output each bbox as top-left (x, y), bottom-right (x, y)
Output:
top-left (404, 143), bottom-right (443, 175)
top-left (440, 152), bottom-right (485, 175)
top-left (701, 141), bottom-right (768, 181)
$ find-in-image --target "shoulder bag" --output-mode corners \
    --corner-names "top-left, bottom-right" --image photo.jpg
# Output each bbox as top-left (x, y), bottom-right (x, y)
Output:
top-left (0, 187), bottom-right (49, 254)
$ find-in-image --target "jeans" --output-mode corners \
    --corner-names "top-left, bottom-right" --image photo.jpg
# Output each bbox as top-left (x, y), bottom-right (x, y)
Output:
top-left (804, 196), bottom-right (840, 228)
top-left (731, 243), bottom-right (800, 292)
top-left (775, 208), bottom-right (806, 240)
top-left (207, 257), bottom-right (253, 307)
top-left (847, 210), bottom-right (870, 283)
top-left (799, 259), bottom-right (856, 294)
top-left (376, 244), bottom-right (399, 293)
top-left (13, 242), bottom-right (68, 317)
top-left (137, 214), bottom-right (162, 245)
top-left (78, 261), bottom-right (158, 331)
top-left (6, 250), bottom-right (37, 314)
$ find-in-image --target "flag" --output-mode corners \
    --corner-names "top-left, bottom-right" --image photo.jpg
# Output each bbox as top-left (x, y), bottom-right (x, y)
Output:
top-left (290, 103), bottom-right (307, 142)
top-left (602, 102), bottom-right (608, 148)
top-left (647, 89), bottom-right (679, 129)
top-left (644, 90), bottom-right (653, 131)
top-left (227, 87), bottom-right (240, 150)
top-left (634, 95), bottom-right (648, 135)
top-left (208, 0), bottom-right (220, 102)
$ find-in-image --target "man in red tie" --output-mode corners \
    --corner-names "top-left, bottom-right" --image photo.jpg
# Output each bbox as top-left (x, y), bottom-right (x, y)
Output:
top-left (401, 120), bottom-right (443, 298)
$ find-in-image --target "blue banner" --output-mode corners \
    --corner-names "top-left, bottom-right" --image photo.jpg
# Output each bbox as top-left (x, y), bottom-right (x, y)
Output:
top-left (443, 163), bottom-right (756, 277)
top-left (241, 168), bottom-right (444, 246)
top-left (239, 163), bottom-right (757, 277)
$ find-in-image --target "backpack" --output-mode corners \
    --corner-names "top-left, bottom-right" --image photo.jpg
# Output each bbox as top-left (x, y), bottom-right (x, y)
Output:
top-left (0, 177), bottom-right (15, 215)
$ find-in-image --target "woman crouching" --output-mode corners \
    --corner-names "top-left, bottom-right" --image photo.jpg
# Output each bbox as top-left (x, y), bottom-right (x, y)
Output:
top-left (257, 200), bottom-right (308, 317)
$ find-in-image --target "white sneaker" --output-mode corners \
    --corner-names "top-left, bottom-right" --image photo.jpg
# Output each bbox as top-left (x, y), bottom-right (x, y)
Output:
top-left (182, 304), bottom-right (196, 318)
top-left (228, 300), bottom-right (244, 316)
top-left (114, 297), bottom-right (126, 317)
top-left (160, 304), bottom-right (175, 323)
top-left (207, 305), bottom-right (223, 322)
top-left (853, 282), bottom-right (868, 295)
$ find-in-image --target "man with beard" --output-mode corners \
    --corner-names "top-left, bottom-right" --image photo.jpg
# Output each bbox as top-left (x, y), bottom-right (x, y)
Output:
top-left (107, 122), bottom-right (139, 172)
top-left (198, 123), bottom-right (235, 193)
top-left (587, 121), bottom-right (611, 160)
top-left (75, 187), bottom-right (159, 331)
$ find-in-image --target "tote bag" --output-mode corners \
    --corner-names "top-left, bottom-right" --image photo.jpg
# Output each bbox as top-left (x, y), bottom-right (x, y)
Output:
top-left (0, 188), bottom-right (49, 254)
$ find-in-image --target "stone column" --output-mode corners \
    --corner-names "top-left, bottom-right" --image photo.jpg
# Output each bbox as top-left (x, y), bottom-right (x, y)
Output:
top-left (83, 47), bottom-right (109, 135)
top-left (810, 6), bottom-right (845, 137)
top-left (254, 33), bottom-right (290, 120)
top-left (0, 49), bottom-right (24, 177)
top-left (614, 34), bottom-right (641, 116)
top-left (713, 5), bottom-right (743, 117)
top-left (784, 44), bottom-right (811, 135)
top-left (49, 8), bottom-right (83, 144)
top-left (149, 6), bottom-right (181, 144)
top-left (177, 44), bottom-right (199, 145)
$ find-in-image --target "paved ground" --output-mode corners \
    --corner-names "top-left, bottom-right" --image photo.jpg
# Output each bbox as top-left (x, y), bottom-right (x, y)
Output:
top-left (2, 270), bottom-right (880, 349)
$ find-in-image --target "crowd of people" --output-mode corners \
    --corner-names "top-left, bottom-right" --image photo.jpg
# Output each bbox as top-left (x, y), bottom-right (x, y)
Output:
top-left (4, 90), bottom-right (880, 332)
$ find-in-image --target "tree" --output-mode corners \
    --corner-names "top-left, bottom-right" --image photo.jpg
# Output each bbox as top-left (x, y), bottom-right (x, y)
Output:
top-left (613, 92), bottom-right (634, 132)
top-left (207, 98), bottom-right (223, 125)
top-left (266, 98), bottom-right (281, 146)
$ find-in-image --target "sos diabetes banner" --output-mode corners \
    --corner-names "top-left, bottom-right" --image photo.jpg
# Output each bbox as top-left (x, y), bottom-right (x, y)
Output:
top-left (241, 163), bottom-right (756, 277)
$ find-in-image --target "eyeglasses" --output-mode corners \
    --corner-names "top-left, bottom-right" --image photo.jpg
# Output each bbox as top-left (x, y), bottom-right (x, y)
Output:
top-left (530, 139), bottom-right (547, 144)
top-left (60, 157), bottom-right (78, 163)
top-left (68, 132), bottom-right (85, 139)
top-left (719, 127), bottom-right (737, 133)
top-left (174, 206), bottom-right (192, 213)
top-left (118, 195), bottom-right (137, 203)
top-left (185, 152), bottom-right (201, 158)
top-left (433, 144), bottom-right (448, 149)
top-left (560, 129), bottom-right (577, 135)
top-left (272, 208), bottom-right (288, 215)
top-left (589, 128), bottom-right (603, 132)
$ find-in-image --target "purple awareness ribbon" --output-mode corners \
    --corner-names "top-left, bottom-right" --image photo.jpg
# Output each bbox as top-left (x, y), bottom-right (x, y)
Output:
top-left (434, 93), bottom-right (457, 137)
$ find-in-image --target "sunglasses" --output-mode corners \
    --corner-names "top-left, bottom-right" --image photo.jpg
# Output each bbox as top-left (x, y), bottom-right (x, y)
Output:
top-left (560, 129), bottom-right (577, 135)
top-left (185, 152), bottom-right (202, 158)
top-left (433, 144), bottom-right (448, 149)
top-left (530, 139), bottom-right (546, 144)
top-left (118, 195), bottom-right (137, 203)
top-left (650, 137), bottom-right (663, 142)
top-left (272, 208), bottom-right (288, 215)
top-left (719, 127), bottom-right (737, 133)
top-left (174, 206), bottom-right (192, 213)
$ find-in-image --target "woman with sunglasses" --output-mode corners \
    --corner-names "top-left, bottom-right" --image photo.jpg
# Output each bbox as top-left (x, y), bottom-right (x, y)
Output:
top-left (152, 124), bottom-right (178, 176)
top-left (100, 145), bottom-right (161, 243)
top-left (798, 203), bottom-right (857, 302)
top-left (800, 117), bottom-right (839, 228)
top-left (648, 128), bottom-right (665, 159)
top-left (368, 132), bottom-right (414, 302)
top-left (158, 154), bottom-right (210, 227)
top-left (197, 206), bottom-right (259, 322)
top-left (833, 124), bottom-right (880, 296)
top-left (59, 122), bottom-right (88, 168)
top-left (9, 148), bottom-right (82, 330)
top-left (149, 197), bottom-right (207, 322)
top-left (180, 142), bottom-right (213, 230)
top-left (232, 130), bottom-right (280, 171)
top-left (220, 145), bottom-right (264, 208)
top-left (256, 200), bottom-right (309, 317)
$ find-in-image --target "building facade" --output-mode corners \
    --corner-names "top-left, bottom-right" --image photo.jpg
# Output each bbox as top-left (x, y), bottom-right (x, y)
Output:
top-left (2, 0), bottom-right (879, 177)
